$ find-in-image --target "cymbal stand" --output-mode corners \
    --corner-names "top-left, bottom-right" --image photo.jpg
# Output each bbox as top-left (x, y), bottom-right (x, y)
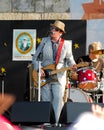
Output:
top-left (100, 55), bottom-right (104, 103)
top-left (101, 55), bottom-right (104, 103)
top-left (91, 91), bottom-right (102, 103)
top-left (100, 78), bottom-right (104, 103)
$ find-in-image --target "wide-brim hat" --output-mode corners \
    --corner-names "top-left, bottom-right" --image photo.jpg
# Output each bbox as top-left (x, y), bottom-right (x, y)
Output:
top-left (50, 20), bottom-right (65, 33)
top-left (88, 41), bottom-right (102, 53)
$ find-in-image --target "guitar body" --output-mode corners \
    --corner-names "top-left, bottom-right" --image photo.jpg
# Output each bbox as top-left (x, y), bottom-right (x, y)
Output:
top-left (32, 64), bottom-right (56, 87)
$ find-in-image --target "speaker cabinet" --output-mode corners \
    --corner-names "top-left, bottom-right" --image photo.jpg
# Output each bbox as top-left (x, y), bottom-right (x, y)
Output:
top-left (10, 101), bottom-right (55, 124)
top-left (59, 102), bottom-right (104, 124)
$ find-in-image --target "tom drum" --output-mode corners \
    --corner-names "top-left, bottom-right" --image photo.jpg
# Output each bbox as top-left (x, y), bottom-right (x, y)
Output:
top-left (77, 67), bottom-right (97, 91)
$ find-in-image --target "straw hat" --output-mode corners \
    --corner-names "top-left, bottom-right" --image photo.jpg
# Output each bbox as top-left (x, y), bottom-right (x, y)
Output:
top-left (88, 41), bottom-right (102, 53)
top-left (50, 20), bottom-right (65, 33)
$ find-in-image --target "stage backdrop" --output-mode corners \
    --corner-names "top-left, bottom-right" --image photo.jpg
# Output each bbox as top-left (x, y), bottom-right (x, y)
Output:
top-left (0, 20), bottom-right (86, 101)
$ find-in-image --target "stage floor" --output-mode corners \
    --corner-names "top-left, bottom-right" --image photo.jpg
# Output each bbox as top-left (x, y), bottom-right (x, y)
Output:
top-left (21, 125), bottom-right (69, 130)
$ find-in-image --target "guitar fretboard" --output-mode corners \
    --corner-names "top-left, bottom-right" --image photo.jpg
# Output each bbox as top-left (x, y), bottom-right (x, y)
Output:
top-left (50, 62), bottom-right (89, 75)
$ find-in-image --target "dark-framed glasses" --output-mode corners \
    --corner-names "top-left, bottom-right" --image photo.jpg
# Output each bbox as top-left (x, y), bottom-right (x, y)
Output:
top-left (50, 27), bottom-right (60, 32)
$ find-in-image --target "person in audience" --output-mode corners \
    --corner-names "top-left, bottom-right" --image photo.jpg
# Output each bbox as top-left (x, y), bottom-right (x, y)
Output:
top-left (0, 93), bottom-right (15, 114)
top-left (91, 104), bottom-right (104, 120)
top-left (67, 104), bottom-right (104, 130)
top-left (0, 93), bottom-right (21, 130)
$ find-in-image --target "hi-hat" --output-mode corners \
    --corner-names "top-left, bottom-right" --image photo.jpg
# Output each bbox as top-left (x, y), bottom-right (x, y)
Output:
top-left (91, 49), bottom-right (104, 55)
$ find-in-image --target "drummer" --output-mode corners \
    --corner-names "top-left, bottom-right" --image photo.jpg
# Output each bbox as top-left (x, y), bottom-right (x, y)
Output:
top-left (76, 41), bottom-right (104, 102)
top-left (77, 41), bottom-right (103, 81)
top-left (69, 42), bottom-right (103, 87)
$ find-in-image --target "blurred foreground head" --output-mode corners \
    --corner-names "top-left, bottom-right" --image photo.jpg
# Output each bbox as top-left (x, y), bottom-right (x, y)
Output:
top-left (0, 93), bottom-right (16, 115)
top-left (67, 112), bottom-right (104, 130)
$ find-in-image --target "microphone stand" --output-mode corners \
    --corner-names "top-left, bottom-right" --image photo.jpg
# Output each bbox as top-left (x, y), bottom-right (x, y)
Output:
top-left (0, 73), bottom-right (6, 98)
top-left (37, 42), bottom-right (45, 102)
top-left (2, 76), bottom-right (4, 98)
top-left (38, 61), bottom-right (41, 102)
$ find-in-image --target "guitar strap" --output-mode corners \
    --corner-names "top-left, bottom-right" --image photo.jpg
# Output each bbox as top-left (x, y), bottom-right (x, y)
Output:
top-left (55, 38), bottom-right (64, 65)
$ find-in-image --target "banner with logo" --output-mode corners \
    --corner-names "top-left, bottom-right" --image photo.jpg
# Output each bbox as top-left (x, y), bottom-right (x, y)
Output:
top-left (12, 29), bottom-right (36, 61)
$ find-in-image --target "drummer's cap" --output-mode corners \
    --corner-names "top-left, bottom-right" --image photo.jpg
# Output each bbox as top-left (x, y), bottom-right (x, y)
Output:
top-left (88, 41), bottom-right (102, 53)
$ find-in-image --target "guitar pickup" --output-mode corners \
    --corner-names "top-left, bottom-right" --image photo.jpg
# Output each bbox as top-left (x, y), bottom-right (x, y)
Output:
top-left (41, 79), bottom-right (46, 83)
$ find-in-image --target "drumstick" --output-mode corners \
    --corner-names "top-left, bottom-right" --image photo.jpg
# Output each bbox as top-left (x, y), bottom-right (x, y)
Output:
top-left (95, 61), bottom-right (100, 71)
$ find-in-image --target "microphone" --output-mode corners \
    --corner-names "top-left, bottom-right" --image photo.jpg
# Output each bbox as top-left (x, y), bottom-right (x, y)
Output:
top-left (37, 42), bottom-right (45, 61)
top-left (31, 54), bottom-right (34, 56)
top-left (49, 31), bottom-right (55, 34)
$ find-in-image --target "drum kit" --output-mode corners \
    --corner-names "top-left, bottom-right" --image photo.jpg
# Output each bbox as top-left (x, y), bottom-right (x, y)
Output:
top-left (67, 49), bottom-right (104, 103)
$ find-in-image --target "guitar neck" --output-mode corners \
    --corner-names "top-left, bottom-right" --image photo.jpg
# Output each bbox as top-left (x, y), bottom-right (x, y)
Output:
top-left (49, 62), bottom-right (89, 76)
top-left (50, 67), bottom-right (70, 75)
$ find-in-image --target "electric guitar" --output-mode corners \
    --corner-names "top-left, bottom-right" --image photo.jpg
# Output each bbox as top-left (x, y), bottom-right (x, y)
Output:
top-left (32, 62), bottom-right (89, 87)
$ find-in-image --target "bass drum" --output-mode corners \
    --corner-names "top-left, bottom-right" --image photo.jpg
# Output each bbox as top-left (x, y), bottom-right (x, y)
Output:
top-left (68, 88), bottom-right (93, 103)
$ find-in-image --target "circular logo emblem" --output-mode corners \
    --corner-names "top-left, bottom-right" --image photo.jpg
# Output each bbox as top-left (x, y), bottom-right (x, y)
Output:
top-left (16, 32), bottom-right (33, 54)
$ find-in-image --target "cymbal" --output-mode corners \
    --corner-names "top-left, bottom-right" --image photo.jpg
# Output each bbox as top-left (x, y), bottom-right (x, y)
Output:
top-left (91, 49), bottom-right (104, 55)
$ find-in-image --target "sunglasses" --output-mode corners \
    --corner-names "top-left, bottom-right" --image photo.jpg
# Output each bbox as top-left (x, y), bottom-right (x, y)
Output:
top-left (50, 27), bottom-right (60, 32)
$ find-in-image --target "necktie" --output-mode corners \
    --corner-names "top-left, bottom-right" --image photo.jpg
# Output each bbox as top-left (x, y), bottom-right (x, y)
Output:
top-left (53, 43), bottom-right (57, 60)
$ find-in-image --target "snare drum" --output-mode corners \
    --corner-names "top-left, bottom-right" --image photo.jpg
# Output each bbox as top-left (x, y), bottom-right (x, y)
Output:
top-left (77, 67), bottom-right (97, 90)
top-left (68, 88), bottom-right (93, 103)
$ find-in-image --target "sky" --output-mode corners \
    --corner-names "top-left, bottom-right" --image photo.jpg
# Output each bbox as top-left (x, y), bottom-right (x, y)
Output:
top-left (70, 0), bottom-right (104, 54)
top-left (70, 0), bottom-right (93, 19)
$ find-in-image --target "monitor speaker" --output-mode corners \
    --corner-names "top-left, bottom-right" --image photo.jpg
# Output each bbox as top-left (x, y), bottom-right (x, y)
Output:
top-left (59, 102), bottom-right (104, 124)
top-left (10, 101), bottom-right (55, 125)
